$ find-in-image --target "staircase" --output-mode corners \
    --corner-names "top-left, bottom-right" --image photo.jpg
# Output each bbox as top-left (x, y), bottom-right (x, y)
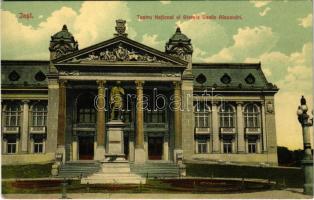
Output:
top-left (58, 161), bottom-right (101, 178)
top-left (130, 162), bottom-right (180, 179)
top-left (81, 162), bottom-right (146, 184)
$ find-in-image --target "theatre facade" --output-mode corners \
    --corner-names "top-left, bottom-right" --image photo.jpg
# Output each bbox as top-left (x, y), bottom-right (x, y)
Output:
top-left (1, 20), bottom-right (279, 166)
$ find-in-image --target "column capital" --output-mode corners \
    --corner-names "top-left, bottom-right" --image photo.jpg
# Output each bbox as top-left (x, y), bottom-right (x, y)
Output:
top-left (212, 101), bottom-right (219, 106)
top-left (173, 81), bottom-right (181, 90)
top-left (58, 79), bottom-right (67, 87)
top-left (22, 100), bottom-right (30, 104)
top-left (96, 80), bottom-right (106, 88)
top-left (236, 101), bottom-right (244, 106)
top-left (135, 80), bottom-right (144, 88)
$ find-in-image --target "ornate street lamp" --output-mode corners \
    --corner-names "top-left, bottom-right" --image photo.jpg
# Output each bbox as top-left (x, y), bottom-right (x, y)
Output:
top-left (297, 96), bottom-right (313, 195)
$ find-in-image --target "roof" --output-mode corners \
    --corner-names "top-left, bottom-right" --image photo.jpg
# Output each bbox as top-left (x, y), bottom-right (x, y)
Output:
top-left (192, 63), bottom-right (278, 92)
top-left (1, 60), bottom-right (49, 88)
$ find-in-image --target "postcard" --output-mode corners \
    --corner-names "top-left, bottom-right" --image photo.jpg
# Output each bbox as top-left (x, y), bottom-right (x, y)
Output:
top-left (1, 0), bottom-right (313, 199)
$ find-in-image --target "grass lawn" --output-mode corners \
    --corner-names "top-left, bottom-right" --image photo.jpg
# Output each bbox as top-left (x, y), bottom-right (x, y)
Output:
top-left (2, 163), bottom-right (52, 179)
top-left (186, 163), bottom-right (304, 188)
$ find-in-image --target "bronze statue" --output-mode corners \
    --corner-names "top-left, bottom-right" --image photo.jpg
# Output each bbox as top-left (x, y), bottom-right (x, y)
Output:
top-left (110, 81), bottom-right (125, 120)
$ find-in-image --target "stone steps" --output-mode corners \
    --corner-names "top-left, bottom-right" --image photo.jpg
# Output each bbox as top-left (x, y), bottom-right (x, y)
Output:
top-left (58, 162), bottom-right (101, 178)
top-left (130, 163), bottom-right (180, 178)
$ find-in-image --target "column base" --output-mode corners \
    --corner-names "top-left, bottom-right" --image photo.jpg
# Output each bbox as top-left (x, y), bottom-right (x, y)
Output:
top-left (94, 146), bottom-right (106, 161)
top-left (134, 148), bottom-right (146, 163)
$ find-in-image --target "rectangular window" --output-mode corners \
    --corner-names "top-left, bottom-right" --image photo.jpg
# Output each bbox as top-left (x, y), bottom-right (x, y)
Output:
top-left (248, 141), bottom-right (257, 153)
top-left (223, 140), bottom-right (232, 154)
top-left (195, 113), bottom-right (209, 128)
top-left (197, 138), bottom-right (207, 153)
top-left (144, 110), bottom-right (166, 123)
top-left (7, 138), bottom-right (17, 154)
top-left (33, 138), bottom-right (44, 153)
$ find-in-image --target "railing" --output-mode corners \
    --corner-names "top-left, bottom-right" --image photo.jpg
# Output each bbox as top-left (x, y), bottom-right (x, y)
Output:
top-left (245, 127), bottom-right (261, 135)
top-left (29, 126), bottom-right (46, 134)
top-left (195, 127), bottom-right (211, 135)
top-left (2, 126), bottom-right (20, 134)
top-left (220, 127), bottom-right (236, 134)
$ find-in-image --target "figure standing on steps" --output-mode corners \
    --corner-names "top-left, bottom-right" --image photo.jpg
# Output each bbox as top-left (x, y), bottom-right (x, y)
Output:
top-left (110, 81), bottom-right (125, 120)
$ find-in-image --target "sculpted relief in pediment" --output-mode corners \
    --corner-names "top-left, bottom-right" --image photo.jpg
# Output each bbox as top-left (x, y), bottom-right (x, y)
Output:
top-left (69, 43), bottom-right (169, 64)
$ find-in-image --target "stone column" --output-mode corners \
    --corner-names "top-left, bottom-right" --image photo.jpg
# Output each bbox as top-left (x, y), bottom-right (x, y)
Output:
top-left (236, 102), bottom-right (245, 153)
top-left (21, 100), bottom-right (29, 153)
top-left (95, 80), bottom-right (106, 160)
top-left (134, 80), bottom-right (145, 163)
top-left (212, 103), bottom-right (219, 153)
top-left (261, 103), bottom-right (267, 152)
top-left (173, 81), bottom-right (183, 163)
top-left (57, 80), bottom-right (66, 158)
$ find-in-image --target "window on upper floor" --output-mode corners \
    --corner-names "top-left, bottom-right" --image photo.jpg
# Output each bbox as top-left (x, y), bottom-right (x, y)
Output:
top-left (32, 103), bottom-right (47, 126)
top-left (76, 93), bottom-right (96, 123)
top-left (219, 104), bottom-right (235, 128)
top-left (194, 101), bottom-right (211, 128)
top-left (4, 103), bottom-right (21, 126)
top-left (244, 104), bottom-right (260, 128)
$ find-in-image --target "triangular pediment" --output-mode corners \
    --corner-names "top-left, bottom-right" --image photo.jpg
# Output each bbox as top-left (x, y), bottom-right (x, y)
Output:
top-left (53, 36), bottom-right (187, 67)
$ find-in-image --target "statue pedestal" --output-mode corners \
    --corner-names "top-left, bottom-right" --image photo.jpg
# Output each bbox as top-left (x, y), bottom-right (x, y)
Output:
top-left (81, 120), bottom-right (146, 184)
top-left (105, 120), bottom-right (126, 162)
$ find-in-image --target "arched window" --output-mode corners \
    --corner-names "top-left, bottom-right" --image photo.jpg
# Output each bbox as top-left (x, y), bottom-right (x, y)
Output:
top-left (244, 104), bottom-right (260, 128)
top-left (4, 102), bottom-right (21, 126)
top-left (32, 102), bottom-right (47, 126)
top-left (219, 104), bottom-right (235, 128)
top-left (194, 102), bottom-right (211, 128)
top-left (76, 93), bottom-right (96, 123)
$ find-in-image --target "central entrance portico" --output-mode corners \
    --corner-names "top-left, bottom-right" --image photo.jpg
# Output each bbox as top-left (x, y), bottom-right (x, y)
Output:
top-left (49, 20), bottom-right (191, 164)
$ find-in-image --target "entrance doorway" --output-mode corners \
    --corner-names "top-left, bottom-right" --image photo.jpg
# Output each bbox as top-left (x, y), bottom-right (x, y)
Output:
top-left (78, 136), bottom-right (94, 160)
top-left (148, 136), bottom-right (163, 160)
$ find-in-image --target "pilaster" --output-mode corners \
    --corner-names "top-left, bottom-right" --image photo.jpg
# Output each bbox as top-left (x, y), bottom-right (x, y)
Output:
top-left (21, 100), bottom-right (29, 153)
top-left (236, 102), bottom-right (245, 153)
top-left (212, 102), bottom-right (220, 153)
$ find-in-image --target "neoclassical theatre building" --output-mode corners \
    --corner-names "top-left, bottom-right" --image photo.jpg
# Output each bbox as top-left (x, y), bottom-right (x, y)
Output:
top-left (1, 20), bottom-right (279, 166)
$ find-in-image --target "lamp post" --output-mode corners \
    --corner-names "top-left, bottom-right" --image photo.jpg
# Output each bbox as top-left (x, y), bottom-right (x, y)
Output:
top-left (297, 96), bottom-right (313, 195)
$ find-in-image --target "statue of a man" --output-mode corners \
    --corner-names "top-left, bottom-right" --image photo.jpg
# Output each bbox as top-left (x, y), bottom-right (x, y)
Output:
top-left (110, 81), bottom-right (125, 120)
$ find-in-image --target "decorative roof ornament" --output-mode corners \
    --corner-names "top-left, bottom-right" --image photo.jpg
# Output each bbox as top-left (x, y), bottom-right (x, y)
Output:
top-left (165, 27), bottom-right (193, 60)
top-left (114, 19), bottom-right (128, 37)
top-left (49, 24), bottom-right (78, 59)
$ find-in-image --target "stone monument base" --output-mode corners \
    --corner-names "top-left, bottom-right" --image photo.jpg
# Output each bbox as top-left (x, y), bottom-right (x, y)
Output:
top-left (81, 162), bottom-right (146, 184)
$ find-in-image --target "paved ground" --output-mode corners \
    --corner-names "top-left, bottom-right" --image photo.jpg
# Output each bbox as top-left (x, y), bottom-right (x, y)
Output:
top-left (2, 188), bottom-right (313, 199)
